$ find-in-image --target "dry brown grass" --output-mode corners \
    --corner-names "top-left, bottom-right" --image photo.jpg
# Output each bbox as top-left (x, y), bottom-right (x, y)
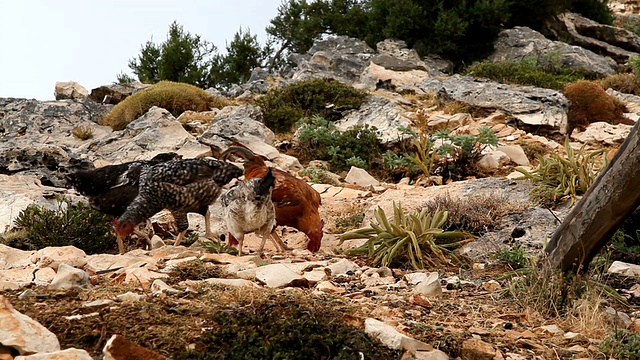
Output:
top-left (598, 73), bottom-right (640, 95)
top-left (71, 125), bottom-right (94, 140)
top-left (422, 193), bottom-right (524, 235)
top-left (100, 81), bottom-right (215, 130)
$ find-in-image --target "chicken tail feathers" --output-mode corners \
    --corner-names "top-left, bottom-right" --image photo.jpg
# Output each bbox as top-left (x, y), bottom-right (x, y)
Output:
top-left (219, 147), bottom-right (267, 167)
top-left (256, 168), bottom-right (275, 198)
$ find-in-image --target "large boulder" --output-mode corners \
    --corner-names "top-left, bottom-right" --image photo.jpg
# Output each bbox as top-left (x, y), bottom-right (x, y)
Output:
top-left (419, 75), bottom-right (568, 133)
top-left (89, 82), bottom-right (150, 105)
top-left (335, 94), bottom-right (413, 145)
top-left (488, 26), bottom-right (617, 77)
top-left (290, 35), bottom-right (375, 84)
top-left (54, 81), bottom-right (88, 100)
top-left (543, 12), bottom-right (640, 64)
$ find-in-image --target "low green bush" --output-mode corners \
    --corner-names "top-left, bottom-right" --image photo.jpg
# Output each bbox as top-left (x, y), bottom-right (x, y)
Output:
top-left (100, 81), bottom-right (215, 130)
top-left (296, 115), bottom-right (381, 172)
top-left (7, 197), bottom-right (117, 254)
top-left (465, 56), bottom-right (588, 90)
top-left (600, 330), bottom-right (640, 359)
top-left (257, 78), bottom-right (366, 133)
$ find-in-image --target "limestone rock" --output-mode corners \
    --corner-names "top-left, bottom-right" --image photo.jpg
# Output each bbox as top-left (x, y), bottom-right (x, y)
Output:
top-left (335, 94), bottom-right (413, 145)
top-left (496, 145), bottom-right (530, 166)
top-left (150, 279), bottom-right (181, 295)
top-left (49, 263), bottom-right (90, 291)
top-left (477, 150), bottom-right (511, 171)
top-left (413, 273), bottom-right (442, 298)
top-left (345, 166), bottom-right (380, 187)
top-left (31, 246), bottom-right (87, 270)
top-left (420, 75), bottom-right (568, 133)
top-left (0, 244), bottom-right (33, 270)
top-left (365, 318), bottom-right (432, 351)
top-left (291, 36), bottom-right (375, 85)
top-left (401, 349), bottom-right (450, 360)
top-left (607, 261), bottom-right (640, 276)
top-left (325, 259), bottom-right (360, 277)
top-left (255, 263), bottom-right (309, 288)
top-left (89, 82), bottom-right (150, 105)
top-left (571, 121), bottom-right (633, 145)
top-left (0, 295), bottom-right (60, 355)
top-left (54, 81), bottom-right (88, 100)
top-left (489, 26), bottom-right (617, 77)
top-left (543, 12), bottom-right (640, 64)
top-left (15, 348), bottom-right (93, 359)
top-left (461, 338), bottom-right (496, 360)
top-left (103, 334), bottom-right (170, 360)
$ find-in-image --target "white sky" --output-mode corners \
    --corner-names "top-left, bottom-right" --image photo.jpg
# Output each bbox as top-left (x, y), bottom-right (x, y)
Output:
top-left (0, 0), bottom-right (282, 100)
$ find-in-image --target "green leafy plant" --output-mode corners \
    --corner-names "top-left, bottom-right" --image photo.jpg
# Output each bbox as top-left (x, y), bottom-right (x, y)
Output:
top-left (516, 137), bottom-right (607, 206)
top-left (465, 56), bottom-right (588, 90)
top-left (296, 115), bottom-right (381, 172)
top-left (199, 238), bottom-right (238, 255)
top-left (494, 245), bottom-right (528, 270)
top-left (334, 211), bottom-right (365, 234)
top-left (600, 330), bottom-right (640, 359)
top-left (563, 80), bottom-right (633, 135)
top-left (299, 167), bottom-right (338, 185)
top-left (10, 197), bottom-right (117, 254)
top-left (340, 202), bottom-right (473, 269)
top-left (433, 126), bottom-right (499, 180)
top-left (257, 78), bottom-right (366, 133)
top-left (100, 81), bottom-right (214, 130)
top-left (71, 125), bottom-right (94, 140)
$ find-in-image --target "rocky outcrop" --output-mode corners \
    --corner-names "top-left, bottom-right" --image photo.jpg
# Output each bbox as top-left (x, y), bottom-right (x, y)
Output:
top-left (54, 81), bottom-right (88, 100)
top-left (543, 12), bottom-right (640, 64)
top-left (489, 26), bottom-right (618, 77)
top-left (89, 82), bottom-right (150, 105)
top-left (290, 35), bottom-right (375, 84)
top-left (420, 75), bottom-right (569, 133)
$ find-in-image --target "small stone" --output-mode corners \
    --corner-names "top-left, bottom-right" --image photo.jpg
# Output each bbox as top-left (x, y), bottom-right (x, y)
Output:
top-left (255, 264), bottom-right (308, 288)
top-left (49, 263), bottom-right (91, 291)
top-left (345, 166), bottom-right (380, 187)
top-left (481, 280), bottom-right (501, 292)
top-left (536, 324), bottom-right (564, 336)
top-left (150, 279), bottom-right (181, 295)
top-left (116, 292), bottom-right (145, 303)
top-left (413, 273), bottom-right (442, 298)
top-left (150, 235), bottom-right (165, 250)
top-left (401, 349), bottom-right (450, 360)
top-left (365, 318), bottom-right (432, 351)
top-left (82, 299), bottom-right (114, 312)
top-left (14, 348), bottom-right (93, 359)
top-left (316, 281), bottom-right (346, 295)
top-left (461, 338), bottom-right (495, 360)
top-left (564, 332), bottom-right (587, 342)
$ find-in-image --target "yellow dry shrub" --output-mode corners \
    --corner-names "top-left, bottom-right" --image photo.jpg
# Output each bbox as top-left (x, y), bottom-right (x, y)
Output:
top-left (100, 81), bottom-right (214, 130)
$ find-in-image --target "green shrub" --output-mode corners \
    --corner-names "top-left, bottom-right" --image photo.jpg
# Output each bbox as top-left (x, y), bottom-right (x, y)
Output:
top-left (465, 57), bottom-right (588, 90)
top-left (257, 78), bottom-right (366, 133)
top-left (517, 137), bottom-right (607, 207)
top-left (494, 245), bottom-right (528, 269)
top-left (600, 330), bottom-right (640, 359)
top-left (100, 81), bottom-right (214, 130)
top-left (340, 202), bottom-right (473, 269)
top-left (299, 167), bottom-right (338, 185)
top-left (433, 127), bottom-right (499, 180)
top-left (296, 115), bottom-right (381, 172)
top-left (9, 197), bottom-right (117, 254)
top-left (563, 80), bottom-right (632, 135)
top-left (183, 294), bottom-right (400, 359)
top-left (571, 0), bottom-right (614, 25)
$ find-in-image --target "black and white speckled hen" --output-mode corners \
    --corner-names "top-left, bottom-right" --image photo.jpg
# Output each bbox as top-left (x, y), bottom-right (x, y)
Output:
top-left (113, 157), bottom-right (243, 254)
top-left (66, 152), bottom-right (181, 251)
top-left (221, 168), bottom-right (280, 256)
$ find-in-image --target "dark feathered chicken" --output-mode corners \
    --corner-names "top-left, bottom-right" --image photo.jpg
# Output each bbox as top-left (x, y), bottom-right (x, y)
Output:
top-left (220, 147), bottom-right (324, 253)
top-left (221, 168), bottom-right (279, 256)
top-left (66, 152), bottom-right (181, 217)
top-left (114, 157), bottom-right (243, 254)
top-left (66, 153), bottom-right (181, 251)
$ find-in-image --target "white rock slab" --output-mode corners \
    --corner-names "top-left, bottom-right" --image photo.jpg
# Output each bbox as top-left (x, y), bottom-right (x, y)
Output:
top-left (0, 295), bottom-right (60, 355)
top-left (15, 347), bottom-right (93, 359)
top-left (49, 263), bottom-right (90, 291)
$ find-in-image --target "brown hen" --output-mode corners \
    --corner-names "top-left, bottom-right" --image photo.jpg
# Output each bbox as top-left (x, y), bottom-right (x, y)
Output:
top-left (219, 147), bottom-right (324, 253)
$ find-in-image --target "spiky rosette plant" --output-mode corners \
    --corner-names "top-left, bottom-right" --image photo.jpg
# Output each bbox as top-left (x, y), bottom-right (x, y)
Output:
top-left (339, 202), bottom-right (474, 269)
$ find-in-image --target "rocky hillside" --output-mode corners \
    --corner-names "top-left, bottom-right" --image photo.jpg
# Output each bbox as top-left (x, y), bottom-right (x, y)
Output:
top-left (1, 12), bottom-right (640, 360)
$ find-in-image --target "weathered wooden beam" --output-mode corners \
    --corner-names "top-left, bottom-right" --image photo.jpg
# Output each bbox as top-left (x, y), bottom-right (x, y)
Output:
top-left (546, 121), bottom-right (640, 272)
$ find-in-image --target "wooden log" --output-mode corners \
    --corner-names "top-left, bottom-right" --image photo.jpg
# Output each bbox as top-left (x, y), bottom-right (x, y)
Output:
top-left (546, 121), bottom-right (640, 272)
